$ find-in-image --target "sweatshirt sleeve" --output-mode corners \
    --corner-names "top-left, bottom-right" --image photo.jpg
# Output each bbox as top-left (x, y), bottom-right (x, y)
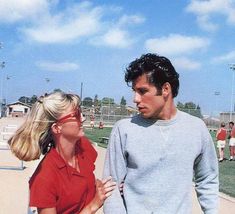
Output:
top-left (103, 124), bottom-right (127, 214)
top-left (194, 124), bottom-right (219, 214)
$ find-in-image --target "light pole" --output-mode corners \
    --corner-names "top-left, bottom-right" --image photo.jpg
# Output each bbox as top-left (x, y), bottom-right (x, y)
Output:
top-left (0, 61), bottom-right (5, 118)
top-left (80, 82), bottom-right (83, 106)
top-left (0, 61), bottom-right (5, 102)
top-left (229, 64), bottom-right (235, 121)
top-left (5, 75), bottom-right (11, 104)
top-left (45, 78), bottom-right (50, 93)
top-left (214, 91), bottom-right (220, 117)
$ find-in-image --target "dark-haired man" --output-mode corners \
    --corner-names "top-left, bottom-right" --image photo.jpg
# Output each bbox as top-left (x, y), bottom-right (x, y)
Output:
top-left (103, 53), bottom-right (218, 214)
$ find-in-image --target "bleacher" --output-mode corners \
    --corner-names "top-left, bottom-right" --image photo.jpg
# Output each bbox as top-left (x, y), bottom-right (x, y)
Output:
top-left (0, 123), bottom-right (24, 170)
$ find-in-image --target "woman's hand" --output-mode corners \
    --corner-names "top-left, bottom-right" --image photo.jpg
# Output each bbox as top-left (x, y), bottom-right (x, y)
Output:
top-left (80, 176), bottom-right (116, 214)
top-left (93, 176), bottom-right (116, 208)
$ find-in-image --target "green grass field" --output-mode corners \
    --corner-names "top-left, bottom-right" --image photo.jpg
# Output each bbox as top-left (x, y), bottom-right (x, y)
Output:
top-left (84, 127), bottom-right (112, 148)
top-left (85, 127), bottom-right (235, 197)
top-left (210, 131), bottom-right (235, 197)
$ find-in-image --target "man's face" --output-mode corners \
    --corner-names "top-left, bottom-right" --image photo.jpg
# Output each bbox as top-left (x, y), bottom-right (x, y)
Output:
top-left (132, 74), bottom-right (166, 120)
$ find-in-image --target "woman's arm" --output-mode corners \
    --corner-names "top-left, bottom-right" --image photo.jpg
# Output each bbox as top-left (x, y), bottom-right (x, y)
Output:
top-left (37, 207), bottom-right (56, 214)
top-left (34, 177), bottom-right (115, 214)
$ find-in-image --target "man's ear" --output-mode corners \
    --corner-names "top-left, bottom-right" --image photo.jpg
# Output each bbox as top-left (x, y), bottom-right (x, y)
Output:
top-left (51, 123), bottom-right (61, 134)
top-left (162, 82), bottom-right (171, 97)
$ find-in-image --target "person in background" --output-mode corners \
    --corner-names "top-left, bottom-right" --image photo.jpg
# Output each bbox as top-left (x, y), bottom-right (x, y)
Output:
top-left (216, 122), bottom-right (227, 162)
top-left (228, 121), bottom-right (235, 161)
top-left (90, 114), bottom-right (95, 128)
top-left (9, 92), bottom-right (116, 214)
top-left (103, 53), bottom-right (218, 214)
top-left (99, 121), bottom-right (104, 129)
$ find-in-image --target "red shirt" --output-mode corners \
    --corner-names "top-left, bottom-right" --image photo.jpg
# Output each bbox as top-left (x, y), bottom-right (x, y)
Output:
top-left (216, 128), bottom-right (227, 141)
top-left (29, 136), bottom-right (97, 214)
top-left (231, 127), bottom-right (235, 138)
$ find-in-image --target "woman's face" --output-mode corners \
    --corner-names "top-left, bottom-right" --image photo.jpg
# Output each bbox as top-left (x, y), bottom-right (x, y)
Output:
top-left (56, 105), bottom-right (84, 140)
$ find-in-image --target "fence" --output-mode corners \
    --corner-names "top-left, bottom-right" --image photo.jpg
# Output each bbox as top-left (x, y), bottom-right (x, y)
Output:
top-left (0, 124), bottom-right (24, 170)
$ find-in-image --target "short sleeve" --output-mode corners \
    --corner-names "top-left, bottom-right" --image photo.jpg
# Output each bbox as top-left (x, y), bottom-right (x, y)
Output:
top-left (29, 175), bottom-right (57, 208)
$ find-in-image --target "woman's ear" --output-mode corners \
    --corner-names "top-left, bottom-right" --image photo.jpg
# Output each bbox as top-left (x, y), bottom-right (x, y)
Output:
top-left (51, 123), bottom-right (61, 134)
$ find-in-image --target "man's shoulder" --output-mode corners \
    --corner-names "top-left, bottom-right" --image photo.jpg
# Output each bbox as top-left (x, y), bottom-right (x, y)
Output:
top-left (178, 110), bottom-right (205, 127)
top-left (114, 116), bottom-right (135, 127)
top-left (112, 114), bottom-right (142, 130)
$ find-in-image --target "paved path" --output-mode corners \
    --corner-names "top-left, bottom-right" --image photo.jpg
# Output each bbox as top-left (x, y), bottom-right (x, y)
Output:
top-left (0, 117), bottom-right (235, 213)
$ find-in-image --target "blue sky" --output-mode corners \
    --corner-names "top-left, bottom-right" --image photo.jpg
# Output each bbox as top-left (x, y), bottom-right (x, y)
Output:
top-left (0, 0), bottom-right (235, 116)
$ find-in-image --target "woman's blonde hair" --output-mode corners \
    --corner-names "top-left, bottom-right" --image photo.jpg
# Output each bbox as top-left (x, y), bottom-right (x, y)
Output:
top-left (8, 92), bottom-right (81, 161)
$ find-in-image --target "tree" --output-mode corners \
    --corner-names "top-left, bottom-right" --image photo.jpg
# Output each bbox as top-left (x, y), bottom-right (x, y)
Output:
top-left (19, 96), bottom-right (31, 104)
top-left (83, 97), bottom-right (93, 107)
top-left (176, 102), bottom-right (184, 109)
top-left (119, 96), bottom-right (127, 115)
top-left (93, 94), bottom-right (101, 114)
top-left (94, 94), bottom-right (99, 107)
top-left (30, 95), bottom-right (38, 104)
top-left (102, 97), bottom-right (114, 105)
top-left (177, 101), bottom-right (202, 118)
top-left (184, 102), bottom-right (196, 109)
top-left (53, 88), bottom-right (63, 93)
top-left (120, 96), bottom-right (127, 106)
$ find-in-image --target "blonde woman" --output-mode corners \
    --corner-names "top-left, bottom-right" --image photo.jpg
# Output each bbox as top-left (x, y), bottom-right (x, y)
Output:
top-left (9, 92), bottom-right (116, 214)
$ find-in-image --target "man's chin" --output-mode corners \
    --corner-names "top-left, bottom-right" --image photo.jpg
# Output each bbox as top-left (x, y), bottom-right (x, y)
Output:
top-left (140, 112), bottom-right (150, 119)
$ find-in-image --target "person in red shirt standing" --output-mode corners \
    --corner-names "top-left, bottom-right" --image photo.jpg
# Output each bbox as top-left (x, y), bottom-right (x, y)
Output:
top-left (228, 121), bottom-right (235, 161)
top-left (90, 114), bottom-right (95, 129)
top-left (216, 122), bottom-right (227, 162)
top-left (8, 92), bottom-right (116, 214)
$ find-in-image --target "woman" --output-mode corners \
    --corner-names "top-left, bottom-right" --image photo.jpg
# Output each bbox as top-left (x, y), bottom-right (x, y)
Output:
top-left (9, 92), bottom-right (116, 214)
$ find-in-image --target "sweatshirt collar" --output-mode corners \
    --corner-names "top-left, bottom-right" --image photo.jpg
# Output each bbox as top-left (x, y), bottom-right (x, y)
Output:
top-left (139, 109), bottom-right (180, 126)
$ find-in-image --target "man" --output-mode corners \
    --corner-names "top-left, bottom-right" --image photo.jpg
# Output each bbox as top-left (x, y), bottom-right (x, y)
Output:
top-left (228, 121), bottom-right (235, 161)
top-left (103, 53), bottom-right (218, 214)
top-left (216, 122), bottom-right (227, 162)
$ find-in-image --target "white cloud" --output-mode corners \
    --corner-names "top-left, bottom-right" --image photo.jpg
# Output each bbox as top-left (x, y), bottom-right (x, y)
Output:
top-left (89, 13), bottom-right (144, 48)
top-left (212, 50), bottom-right (235, 63)
top-left (172, 57), bottom-right (201, 71)
top-left (186, 0), bottom-right (235, 31)
top-left (197, 15), bottom-right (218, 31)
top-left (0, 0), bottom-right (50, 23)
top-left (22, 2), bottom-right (103, 43)
top-left (117, 14), bottom-right (145, 26)
top-left (36, 61), bottom-right (79, 72)
top-left (145, 34), bottom-right (210, 56)
top-left (90, 28), bottom-right (134, 48)
top-left (0, 1), bottom-right (144, 47)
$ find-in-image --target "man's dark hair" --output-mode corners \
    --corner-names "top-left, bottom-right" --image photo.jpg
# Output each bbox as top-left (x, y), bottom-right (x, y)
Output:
top-left (221, 122), bottom-right (226, 127)
top-left (229, 121), bottom-right (234, 126)
top-left (125, 53), bottom-right (180, 98)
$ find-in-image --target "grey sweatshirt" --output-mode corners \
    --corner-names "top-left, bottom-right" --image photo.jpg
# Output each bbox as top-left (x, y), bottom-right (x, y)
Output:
top-left (103, 110), bottom-right (218, 214)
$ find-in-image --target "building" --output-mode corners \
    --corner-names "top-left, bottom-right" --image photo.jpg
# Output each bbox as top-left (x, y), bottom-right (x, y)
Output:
top-left (220, 112), bottom-right (235, 123)
top-left (6, 101), bottom-right (31, 117)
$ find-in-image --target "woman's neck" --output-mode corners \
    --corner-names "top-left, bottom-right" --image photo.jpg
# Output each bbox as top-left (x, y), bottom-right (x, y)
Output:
top-left (55, 138), bottom-right (79, 170)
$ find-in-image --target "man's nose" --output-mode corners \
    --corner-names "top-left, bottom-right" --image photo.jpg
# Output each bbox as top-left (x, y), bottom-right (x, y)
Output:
top-left (133, 92), bottom-right (141, 103)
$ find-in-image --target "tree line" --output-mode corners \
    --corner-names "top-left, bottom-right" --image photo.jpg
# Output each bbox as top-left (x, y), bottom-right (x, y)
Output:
top-left (17, 90), bottom-right (202, 118)
top-left (177, 101), bottom-right (202, 118)
top-left (17, 89), bottom-right (127, 107)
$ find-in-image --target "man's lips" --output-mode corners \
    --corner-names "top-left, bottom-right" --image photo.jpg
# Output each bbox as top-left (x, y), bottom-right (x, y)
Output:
top-left (137, 106), bottom-right (146, 112)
